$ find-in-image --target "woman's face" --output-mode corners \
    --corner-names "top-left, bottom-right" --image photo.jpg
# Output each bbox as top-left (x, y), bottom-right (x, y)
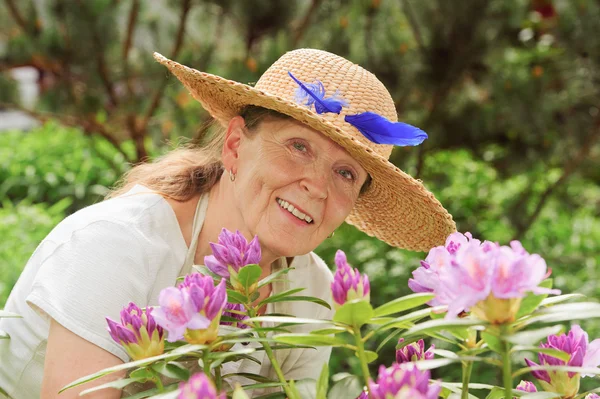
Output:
top-left (226, 117), bottom-right (368, 258)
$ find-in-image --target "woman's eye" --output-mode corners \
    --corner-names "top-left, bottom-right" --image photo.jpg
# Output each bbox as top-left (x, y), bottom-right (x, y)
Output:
top-left (292, 142), bottom-right (307, 152)
top-left (338, 169), bottom-right (356, 181)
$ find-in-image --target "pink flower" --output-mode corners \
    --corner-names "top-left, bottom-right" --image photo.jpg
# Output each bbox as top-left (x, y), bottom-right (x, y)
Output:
top-left (369, 362), bottom-right (441, 399)
top-left (331, 250), bottom-right (370, 309)
top-left (396, 338), bottom-right (434, 364)
top-left (409, 232), bottom-right (560, 322)
top-left (106, 303), bottom-right (164, 360)
top-left (516, 380), bottom-right (537, 393)
top-left (525, 325), bottom-right (600, 397)
top-left (152, 287), bottom-right (211, 342)
top-left (178, 372), bottom-right (225, 399)
top-left (204, 228), bottom-right (261, 278)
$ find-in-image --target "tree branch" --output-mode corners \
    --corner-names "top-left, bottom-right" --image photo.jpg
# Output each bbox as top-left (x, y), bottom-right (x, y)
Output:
top-left (77, 0), bottom-right (119, 106)
top-left (139, 0), bottom-right (192, 139)
top-left (400, 0), bottom-right (426, 56)
top-left (292, 0), bottom-right (322, 46)
top-left (122, 0), bottom-right (140, 98)
top-left (515, 117), bottom-right (600, 239)
top-left (4, 0), bottom-right (40, 36)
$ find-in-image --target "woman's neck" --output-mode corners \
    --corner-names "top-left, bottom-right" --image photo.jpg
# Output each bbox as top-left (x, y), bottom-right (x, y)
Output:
top-left (193, 177), bottom-right (279, 270)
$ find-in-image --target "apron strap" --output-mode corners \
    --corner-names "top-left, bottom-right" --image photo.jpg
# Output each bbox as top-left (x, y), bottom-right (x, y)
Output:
top-left (179, 193), bottom-right (210, 277)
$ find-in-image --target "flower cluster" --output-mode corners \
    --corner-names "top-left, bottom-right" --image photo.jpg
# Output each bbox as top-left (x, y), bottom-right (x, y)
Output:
top-left (106, 303), bottom-right (164, 360)
top-left (525, 325), bottom-right (600, 397)
top-left (369, 362), bottom-right (441, 399)
top-left (331, 250), bottom-right (370, 309)
top-left (396, 338), bottom-right (434, 364)
top-left (204, 228), bottom-right (261, 278)
top-left (178, 372), bottom-right (225, 399)
top-left (153, 274), bottom-right (227, 344)
top-left (409, 232), bottom-right (560, 323)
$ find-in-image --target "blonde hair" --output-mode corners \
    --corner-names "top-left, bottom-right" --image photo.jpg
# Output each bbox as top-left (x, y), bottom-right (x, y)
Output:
top-left (106, 106), bottom-right (291, 201)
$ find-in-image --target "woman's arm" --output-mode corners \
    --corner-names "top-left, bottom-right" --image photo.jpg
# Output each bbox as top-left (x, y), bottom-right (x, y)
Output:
top-left (42, 319), bottom-right (126, 399)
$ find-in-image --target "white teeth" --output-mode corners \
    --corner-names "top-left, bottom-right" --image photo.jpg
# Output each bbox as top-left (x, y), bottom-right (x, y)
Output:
top-left (277, 198), bottom-right (312, 223)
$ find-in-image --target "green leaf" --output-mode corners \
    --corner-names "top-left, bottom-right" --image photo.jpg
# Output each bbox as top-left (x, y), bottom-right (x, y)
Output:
top-left (376, 328), bottom-right (402, 353)
top-left (227, 289), bottom-right (249, 304)
top-left (513, 364), bottom-right (600, 379)
top-left (261, 295), bottom-right (331, 310)
top-left (311, 326), bottom-right (348, 335)
top-left (129, 367), bottom-right (155, 381)
top-left (150, 361), bottom-right (190, 381)
top-left (439, 382), bottom-right (484, 399)
top-left (405, 318), bottom-right (487, 337)
top-left (274, 333), bottom-right (347, 347)
top-left (316, 364), bottom-right (329, 399)
top-left (539, 293), bottom-right (585, 307)
top-left (245, 316), bottom-right (330, 325)
top-left (0, 310), bottom-right (21, 318)
top-left (221, 373), bottom-right (276, 384)
top-left (375, 306), bottom-right (447, 332)
top-left (59, 344), bottom-right (207, 392)
top-left (373, 293), bottom-right (435, 317)
top-left (237, 264), bottom-right (262, 294)
top-left (362, 350), bottom-right (378, 363)
top-left (504, 325), bottom-right (563, 345)
top-left (259, 288), bottom-right (305, 305)
top-left (523, 302), bottom-right (600, 326)
top-left (327, 374), bottom-right (362, 399)
top-left (511, 345), bottom-right (571, 362)
top-left (333, 299), bottom-right (374, 327)
top-left (516, 279), bottom-right (553, 319)
top-left (79, 378), bottom-right (145, 395)
top-left (258, 267), bottom-right (294, 288)
top-left (482, 332), bottom-right (503, 353)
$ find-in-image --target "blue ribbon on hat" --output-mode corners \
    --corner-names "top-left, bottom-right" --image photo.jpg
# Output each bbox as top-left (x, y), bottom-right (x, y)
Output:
top-left (288, 71), bottom-right (428, 146)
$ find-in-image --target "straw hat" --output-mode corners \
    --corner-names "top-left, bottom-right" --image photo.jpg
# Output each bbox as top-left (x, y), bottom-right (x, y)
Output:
top-left (153, 48), bottom-right (456, 251)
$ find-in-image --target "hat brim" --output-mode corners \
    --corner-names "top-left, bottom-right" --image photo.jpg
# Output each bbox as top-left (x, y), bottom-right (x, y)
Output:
top-left (154, 52), bottom-right (456, 251)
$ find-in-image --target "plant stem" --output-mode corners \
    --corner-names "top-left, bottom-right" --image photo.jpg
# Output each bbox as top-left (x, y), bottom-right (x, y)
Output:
top-left (247, 306), bottom-right (293, 398)
top-left (353, 325), bottom-right (372, 393)
top-left (154, 372), bottom-right (165, 392)
top-left (501, 326), bottom-right (513, 399)
top-left (215, 366), bottom-right (222, 391)
top-left (203, 350), bottom-right (211, 375)
top-left (461, 361), bottom-right (473, 399)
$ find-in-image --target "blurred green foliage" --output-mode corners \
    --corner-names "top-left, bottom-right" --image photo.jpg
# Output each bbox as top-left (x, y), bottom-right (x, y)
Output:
top-left (1, 0), bottom-right (599, 395)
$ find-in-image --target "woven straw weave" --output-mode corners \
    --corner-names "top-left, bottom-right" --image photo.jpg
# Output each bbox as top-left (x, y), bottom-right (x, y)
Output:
top-left (154, 48), bottom-right (456, 251)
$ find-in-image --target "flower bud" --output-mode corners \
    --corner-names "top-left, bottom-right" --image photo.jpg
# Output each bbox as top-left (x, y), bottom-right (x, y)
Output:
top-left (514, 380), bottom-right (537, 396)
top-left (178, 372), bottom-right (225, 399)
top-left (106, 303), bottom-right (164, 360)
top-left (396, 338), bottom-right (434, 364)
top-left (204, 228), bottom-right (261, 278)
top-left (331, 250), bottom-right (370, 309)
top-left (369, 362), bottom-right (441, 399)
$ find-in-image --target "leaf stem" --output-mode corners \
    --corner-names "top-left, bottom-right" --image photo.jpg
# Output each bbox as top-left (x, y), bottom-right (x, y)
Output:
top-left (461, 360), bottom-right (473, 399)
top-left (247, 306), bottom-right (293, 398)
top-left (353, 325), bottom-right (372, 395)
top-left (501, 325), bottom-right (513, 399)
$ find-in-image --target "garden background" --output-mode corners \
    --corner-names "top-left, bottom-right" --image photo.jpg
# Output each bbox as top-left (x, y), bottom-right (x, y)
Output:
top-left (1, 0), bottom-right (598, 395)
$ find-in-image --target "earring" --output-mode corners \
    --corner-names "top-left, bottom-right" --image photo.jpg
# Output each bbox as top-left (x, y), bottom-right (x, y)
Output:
top-left (328, 231), bottom-right (335, 239)
top-left (229, 169), bottom-right (236, 182)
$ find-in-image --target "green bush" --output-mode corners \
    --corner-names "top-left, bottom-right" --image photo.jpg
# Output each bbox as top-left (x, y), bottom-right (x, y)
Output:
top-left (0, 121), bottom-right (133, 212)
top-left (0, 199), bottom-right (70, 307)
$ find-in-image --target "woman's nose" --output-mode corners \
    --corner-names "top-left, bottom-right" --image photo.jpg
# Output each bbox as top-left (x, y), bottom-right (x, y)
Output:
top-left (300, 168), bottom-right (328, 199)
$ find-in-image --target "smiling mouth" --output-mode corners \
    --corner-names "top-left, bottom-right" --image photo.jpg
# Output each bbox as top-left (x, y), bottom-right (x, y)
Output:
top-left (276, 198), bottom-right (314, 224)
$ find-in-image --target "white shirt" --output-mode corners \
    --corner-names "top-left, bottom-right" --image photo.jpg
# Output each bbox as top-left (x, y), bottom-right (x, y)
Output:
top-left (0, 185), bottom-right (334, 398)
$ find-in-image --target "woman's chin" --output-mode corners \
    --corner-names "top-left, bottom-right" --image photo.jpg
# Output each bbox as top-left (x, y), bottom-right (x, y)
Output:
top-left (260, 234), bottom-right (316, 260)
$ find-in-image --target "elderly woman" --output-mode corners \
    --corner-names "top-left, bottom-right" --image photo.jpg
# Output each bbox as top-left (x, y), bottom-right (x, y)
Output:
top-left (0, 49), bottom-right (455, 398)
